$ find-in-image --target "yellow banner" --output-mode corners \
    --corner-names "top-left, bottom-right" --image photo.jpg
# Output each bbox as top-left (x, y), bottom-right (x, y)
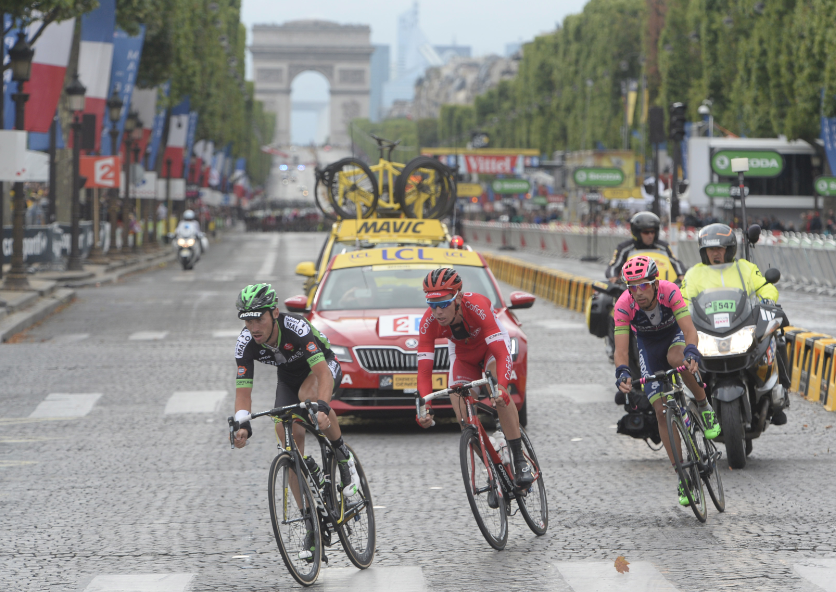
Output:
top-left (335, 219), bottom-right (448, 243)
top-left (603, 187), bottom-right (642, 200)
top-left (626, 80), bottom-right (638, 127)
top-left (457, 183), bottom-right (483, 197)
top-left (332, 246), bottom-right (484, 269)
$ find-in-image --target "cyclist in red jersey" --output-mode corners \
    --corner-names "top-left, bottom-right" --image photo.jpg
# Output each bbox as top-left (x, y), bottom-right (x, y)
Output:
top-left (415, 268), bottom-right (534, 487)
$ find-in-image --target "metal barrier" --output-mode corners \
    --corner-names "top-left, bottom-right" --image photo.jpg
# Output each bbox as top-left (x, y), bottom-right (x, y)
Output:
top-left (464, 221), bottom-right (836, 294)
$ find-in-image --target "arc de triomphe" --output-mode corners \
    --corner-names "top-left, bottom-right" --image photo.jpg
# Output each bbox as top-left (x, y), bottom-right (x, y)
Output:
top-left (251, 20), bottom-right (373, 147)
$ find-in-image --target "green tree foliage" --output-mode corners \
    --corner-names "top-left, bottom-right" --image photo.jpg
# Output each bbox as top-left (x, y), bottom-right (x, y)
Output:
top-left (349, 118), bottom-right (420, 162)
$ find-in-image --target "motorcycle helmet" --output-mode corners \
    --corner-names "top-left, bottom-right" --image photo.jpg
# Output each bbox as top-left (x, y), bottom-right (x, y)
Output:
top-left (423, 268), bottom-right (462, 297)
top-left (236, 283), bottom-right (278, 319)
top-left (183, 209), bottom-right (196, 221)
top-left (450, 235), bottom-right (465, 249)
top-left (630, 212), bottom-right (661, 243)
top-left (621, 255), bottom-right (659, 284)
top-left (698, 223), bottom-right (737, 265)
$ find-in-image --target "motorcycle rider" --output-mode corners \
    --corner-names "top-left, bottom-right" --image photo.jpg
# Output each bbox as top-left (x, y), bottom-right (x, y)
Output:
top-left (174, 209), bottom-right (206, 257)
top-left (680, 223), bottom-right (788, 424)
top-left (606, 212), bottom-right (686, 282)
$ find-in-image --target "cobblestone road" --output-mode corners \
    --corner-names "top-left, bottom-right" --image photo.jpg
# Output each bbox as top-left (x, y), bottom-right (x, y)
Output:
top-left (2, 231), bottom-right (836, 591)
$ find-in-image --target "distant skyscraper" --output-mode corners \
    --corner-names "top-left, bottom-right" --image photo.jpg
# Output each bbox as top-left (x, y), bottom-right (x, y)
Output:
top-left (505, 42), bottom-right (522, 57)
top-left (369, 45), bottom-right (390, 122)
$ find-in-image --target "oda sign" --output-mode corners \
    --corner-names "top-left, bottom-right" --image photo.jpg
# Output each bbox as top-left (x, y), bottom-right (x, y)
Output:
top-left (815, 176), bottom-right (836, 197)
top-left (711, 150), bottom-right (783, 177)
top-left (492, 179), bottom-right (531, 194)
top-left (573, 167), bottom-right (624, 187)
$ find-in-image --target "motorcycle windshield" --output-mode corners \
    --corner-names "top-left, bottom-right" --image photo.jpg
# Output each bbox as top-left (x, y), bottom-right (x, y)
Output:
top-left (691, 285), bottom-right (753, 334)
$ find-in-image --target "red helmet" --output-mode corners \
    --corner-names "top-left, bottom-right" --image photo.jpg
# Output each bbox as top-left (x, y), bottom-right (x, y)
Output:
top-left (423, 267), bottom-right (463, 297)
top-left (450, 235), bottom-right (465, 249)
top-left (621, 255), bottom-right (659, 283)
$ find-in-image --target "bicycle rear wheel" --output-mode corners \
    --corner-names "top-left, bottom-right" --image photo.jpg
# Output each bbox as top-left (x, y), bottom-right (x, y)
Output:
top-left (394, 156), bottom-right (455, 219)
top-left (667, 409), bottom-right (708, 522)
top-left (268, 454), bottom-right (322, 586)
top-left (459, 426), bottom-right (508, 550)
top-left (325, 158), bottom-right (379, 219)
top-left (329, 445), bottom-right (376, 569)
top-left (313, 168), bottom-right (337, 221)
top-left (689, 403), bottom-right (725, 512)
top-left (516, 427), bottom-right (548, 535)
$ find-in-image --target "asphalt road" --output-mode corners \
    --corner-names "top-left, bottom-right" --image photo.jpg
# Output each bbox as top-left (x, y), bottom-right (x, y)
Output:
top-left (2, 231), bottom-right (836, 592)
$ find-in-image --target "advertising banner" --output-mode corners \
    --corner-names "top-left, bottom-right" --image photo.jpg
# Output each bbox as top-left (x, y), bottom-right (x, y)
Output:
top-left (1, 225), bottom-right (56, 264)
top-left (463, 154), bottom-right (520, 174)
top-left (711, 150), bottom-right (783, 177)
top-left (102, 26), bottom-right (145, 155)
top-left (81, 156), bottom-right (121, 188)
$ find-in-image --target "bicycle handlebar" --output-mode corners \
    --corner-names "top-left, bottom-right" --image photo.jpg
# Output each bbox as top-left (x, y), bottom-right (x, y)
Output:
top-left (636, 361), bottom-right (704, 388)
top-left (227, 399), bottom-right (321, 448)
top-left (415, 372), bottom-right (498, 427)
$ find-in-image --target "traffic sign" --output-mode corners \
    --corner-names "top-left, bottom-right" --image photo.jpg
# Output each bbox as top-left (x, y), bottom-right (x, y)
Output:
top-left (711, 150), bottom-right (783, 177)
top-left (457, 182), bottom-right (483, 197)
top-left (815, 176), bottom-right (836, 196)
top-left (705, 183), bottom-right (749, 198)
top-left (492, 179), bottom-right (531, 194)
top-left (573, 167), bottom-right (624, 187)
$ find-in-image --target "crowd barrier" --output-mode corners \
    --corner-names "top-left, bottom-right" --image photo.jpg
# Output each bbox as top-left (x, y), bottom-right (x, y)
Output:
top-left (482, 248), bottom-right (836, 414)
top-left (464, 221), bottom-right (836, 294)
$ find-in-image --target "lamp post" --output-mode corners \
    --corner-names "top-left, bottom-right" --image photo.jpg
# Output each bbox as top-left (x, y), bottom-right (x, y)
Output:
top-left (132, 139), bottom-right (141, 252)
top-left (166, 158), bottom-right (173, 241)
top-left (143, 146), bottom-right (154, 251)
top-left (66, 73), bottom-right (87, 271)
top-left (105, 88), bottom-right (123, 259)
top-left (4, 31), bottom-right (35, 290)
top-left (122, 110), bottom-right (139, 251)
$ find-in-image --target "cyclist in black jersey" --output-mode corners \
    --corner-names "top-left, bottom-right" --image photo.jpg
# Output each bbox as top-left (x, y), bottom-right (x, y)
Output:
top-left (232, 283), bottom-right (361, 498)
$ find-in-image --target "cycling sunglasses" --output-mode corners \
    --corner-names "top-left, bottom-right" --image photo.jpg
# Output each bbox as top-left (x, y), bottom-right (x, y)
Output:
top-left (426, 292), bottom-right (458, 309)
top-left (627, 282), bottom-right (654, 293)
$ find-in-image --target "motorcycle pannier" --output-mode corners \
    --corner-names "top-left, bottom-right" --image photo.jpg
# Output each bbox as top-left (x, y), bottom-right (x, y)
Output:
top-left (587, 292), bottom-right (612, 339)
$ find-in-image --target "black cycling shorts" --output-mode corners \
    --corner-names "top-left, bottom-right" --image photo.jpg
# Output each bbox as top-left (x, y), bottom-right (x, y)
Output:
top-left (275, 359), bottom-right (342, 408)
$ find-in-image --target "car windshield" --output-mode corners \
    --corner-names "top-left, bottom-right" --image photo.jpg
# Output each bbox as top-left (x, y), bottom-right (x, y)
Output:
top-left (318, 265), bottom-right (501, 311)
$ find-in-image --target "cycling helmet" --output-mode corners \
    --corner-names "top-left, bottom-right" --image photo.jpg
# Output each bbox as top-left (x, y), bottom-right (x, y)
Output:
top-left (621, 255), bottom-right (659, 284)
top-left (423, 268), bottom-right (463, 297)
top-left (236, 283), bottom-right (277, 319)
top-left (183, 209), bottom-right (196, 221)
top-left (450, 235), bottom-right (465, 249)
top-left (698, 223), bottom-right (736, 264)
top-left (630, 212), bottom-right (661, 242)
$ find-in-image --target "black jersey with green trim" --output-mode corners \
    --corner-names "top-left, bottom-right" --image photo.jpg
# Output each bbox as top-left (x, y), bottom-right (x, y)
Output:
top-left (235, 313), bottom-right (335, 388)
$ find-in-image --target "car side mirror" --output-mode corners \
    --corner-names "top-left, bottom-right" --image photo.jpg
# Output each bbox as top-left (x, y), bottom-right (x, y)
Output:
top-left (295, 261), bottom-right (316, 277)
top-left (764, 268), bottom-right (780, 284)
top-left (747, 224), bottom-right (761, 244)
top-left (285, 295), bottom-right (310, 313)
top-left (508, 291), bottom-right (536, 309)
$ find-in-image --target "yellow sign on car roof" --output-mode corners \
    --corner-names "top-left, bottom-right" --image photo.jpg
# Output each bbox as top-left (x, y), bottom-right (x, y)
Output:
top-left (331, 247), bottom-right (484, 269)
top-left (334, 219), bottom-right (447, 243)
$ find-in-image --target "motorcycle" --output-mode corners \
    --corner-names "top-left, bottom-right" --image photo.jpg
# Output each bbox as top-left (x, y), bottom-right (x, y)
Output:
top-left (691, 259), bottom-right (788, 469)
top-left (175, 227), bottom-right (201, 270)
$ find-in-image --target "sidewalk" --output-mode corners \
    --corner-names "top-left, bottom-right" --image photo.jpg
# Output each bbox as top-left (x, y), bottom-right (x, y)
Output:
top-left (0, 248), bottom-right (176, 342)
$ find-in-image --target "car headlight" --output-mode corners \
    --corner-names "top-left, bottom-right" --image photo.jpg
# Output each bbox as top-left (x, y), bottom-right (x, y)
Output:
top-left (331, 345), bottom-right (353, 363)
top-left (509, 337), bottom-right (519, 361)
top-left (698, 326), bottom-right (755, 357)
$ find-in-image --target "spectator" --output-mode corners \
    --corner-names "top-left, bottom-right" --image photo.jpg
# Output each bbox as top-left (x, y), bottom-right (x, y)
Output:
top-left (826, 209), bottom-right (835, 234)
top-left (809, 210), bottom-right (823, 233)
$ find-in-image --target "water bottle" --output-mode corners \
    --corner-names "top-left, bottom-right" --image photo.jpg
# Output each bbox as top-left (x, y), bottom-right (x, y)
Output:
top-left (303, 455), bottom-right (325, 489)
top-left (680, 405), bottom-right (692, 429)
top-left (492, 430), bottom-right (510, 465)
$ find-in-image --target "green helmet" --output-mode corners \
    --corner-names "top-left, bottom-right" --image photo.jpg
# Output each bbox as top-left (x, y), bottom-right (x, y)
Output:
top-left (236, 283), bottom-right (277, 319)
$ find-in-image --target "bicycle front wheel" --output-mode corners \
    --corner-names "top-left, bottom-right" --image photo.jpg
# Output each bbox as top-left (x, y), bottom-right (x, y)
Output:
top-left (325, 158), bottom-right (379, 219)
top-left (329, 445), bottom-right (376, 569)
top-left (667, 409), bottom-right (707, 522)
top-left (394, 156), bottom-right (455, 219)
top-left (690, 403), bottom-right (725, 512)
top-left (516, 427), bottom-right (548, 535)
top-left (268, 454), bottom-right (322, 587)
top-left (459, 426), bottom-right (508, 550)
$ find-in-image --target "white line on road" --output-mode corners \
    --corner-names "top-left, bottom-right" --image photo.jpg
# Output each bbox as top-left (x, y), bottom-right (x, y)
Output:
top-left (529, 384), bottom-right (614, 404)
top-left (556, 561), bottom-right (680, 592)
top-left (794, 559), bottom-right (836, 591)
top-left (318, 567), bottom-right (427, 591)
top-left (255, 235), bottom-right (280, 279)
top-left (83, 573), bottom-right (195, 591)
top-left (164, 391), bottom-right (227, 414)
top-left (50, 333), bottom-right (90, 343)
top-left (129, 331), bottom-right (169, 341)
top-left (212, 329), bottom-right (242, 338)
top-left (536, 320), bottom-right (588, 330)
top-left (29, 393), bottom-right (102, 418)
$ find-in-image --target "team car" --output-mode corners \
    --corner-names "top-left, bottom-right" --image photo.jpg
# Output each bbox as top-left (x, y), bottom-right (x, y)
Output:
top-left (284, 246), bottom-right (535, 425)
top-left (294, 218), bottom-right (452, 304)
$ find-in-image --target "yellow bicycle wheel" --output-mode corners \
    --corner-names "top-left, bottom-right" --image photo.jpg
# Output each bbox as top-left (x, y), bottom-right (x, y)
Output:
top-left (394, 156), bottom-right (456, 219)
top-left (325, 158), bottom-right (379, 219)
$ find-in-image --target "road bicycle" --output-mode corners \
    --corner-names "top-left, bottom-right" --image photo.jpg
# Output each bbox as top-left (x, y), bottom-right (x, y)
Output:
top-left (637, 365), bottom-right (725, 523)
top-left (417, 372), bottom-right (547, 550)
top-left (228, 400), bottom-right (375, 586)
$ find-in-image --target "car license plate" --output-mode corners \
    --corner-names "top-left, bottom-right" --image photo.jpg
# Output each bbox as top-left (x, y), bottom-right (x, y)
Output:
top-left (391, 374), bottom-right (447, 390)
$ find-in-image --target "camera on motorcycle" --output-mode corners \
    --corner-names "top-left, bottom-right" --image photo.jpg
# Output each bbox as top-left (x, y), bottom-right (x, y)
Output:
top-left (747, 224), bottom-right (761, 245)
top-left (764, 267), bottom-right (781, 284)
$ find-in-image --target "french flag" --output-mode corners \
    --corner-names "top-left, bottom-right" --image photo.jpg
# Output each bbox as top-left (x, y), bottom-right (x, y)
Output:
top-left (163, 97), bottom-right (191, 177)
top-left (77, 0), bottom-right (116, 152)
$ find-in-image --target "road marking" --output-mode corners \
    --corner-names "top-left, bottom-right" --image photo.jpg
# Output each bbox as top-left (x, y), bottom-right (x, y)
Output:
top-left (556, 561), bottom-right (680, 591)
top-left (50, 333), bottom-right (90, 343)
top-left (530, 384), bottom-right (614, 404)
top-left (171, 275), bottom-right (196, 282)
top-left (318, 567), bottom-right (426, 591)
top-left (537, 320), bottom-right (588, 330)
top-left (0, 460), bottom-right (38, 467)
top-left (794, 559), bottom-right (836, 591)
top-left (129, 331), bottom-right (169, 341)
top-left (164, 391), bottom-right (227, 414)
top-left (570, 438), bottom-right (583, 442)
top-left (256, 235), bottom-right (280, 279)
top-left (83, 574), bottom-right (195, 591)
top-left (0, 437), bottom-right (63, 443)
top-left (29, 393), bottom-right (102, 418)
top-left (213, 329), bottom-right (242, 338)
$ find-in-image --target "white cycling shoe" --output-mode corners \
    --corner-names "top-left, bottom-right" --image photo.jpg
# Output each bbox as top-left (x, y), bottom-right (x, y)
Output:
top-left (339, 452), bottom-right (362, 497)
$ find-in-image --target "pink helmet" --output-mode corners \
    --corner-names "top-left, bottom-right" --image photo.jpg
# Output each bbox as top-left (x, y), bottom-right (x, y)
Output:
top-left (621, 255), bottom-right (659, 283)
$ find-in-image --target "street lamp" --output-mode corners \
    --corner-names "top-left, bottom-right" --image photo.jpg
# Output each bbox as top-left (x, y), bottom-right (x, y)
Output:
top-left (122, 110), bottom-right (139, 251)
top-left (66, 73), bottom-right (86, 271)
top-left (104, 88), bottom-right (123, 259)
top-left (4, 31), bottom-right (35, 290)
top-left (131, 115), bottom-right (143, 252)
